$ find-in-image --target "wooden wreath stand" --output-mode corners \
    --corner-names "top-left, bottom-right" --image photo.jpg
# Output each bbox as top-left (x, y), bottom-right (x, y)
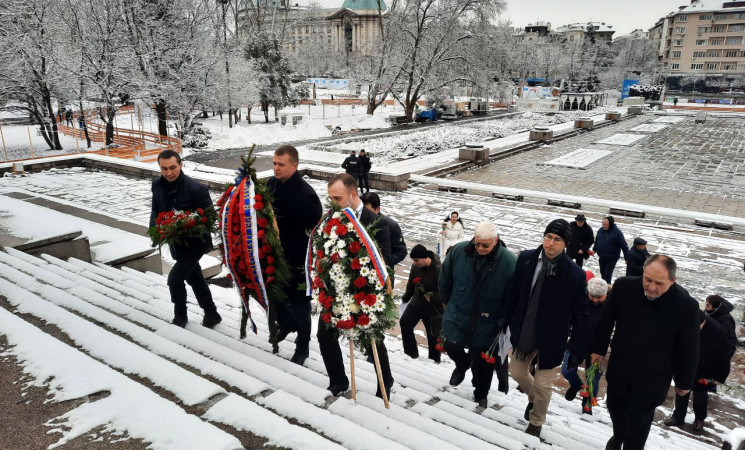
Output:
top-left (348, 278), bottom-right (393, 409)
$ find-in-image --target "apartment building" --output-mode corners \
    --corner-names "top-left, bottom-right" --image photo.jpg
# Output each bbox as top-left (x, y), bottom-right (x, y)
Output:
top-left (554, 22), bottom-right (616, 44)
top-left (652, 0), bottom-right (745, 76)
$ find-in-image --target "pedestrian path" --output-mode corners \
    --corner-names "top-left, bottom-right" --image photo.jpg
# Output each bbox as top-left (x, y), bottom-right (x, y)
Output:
top-left (0, 246), bottom-right (721, 449)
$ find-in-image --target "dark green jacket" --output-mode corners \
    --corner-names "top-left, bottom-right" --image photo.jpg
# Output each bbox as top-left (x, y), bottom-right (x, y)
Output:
top-left (439, 240), bottom-right (516, 349)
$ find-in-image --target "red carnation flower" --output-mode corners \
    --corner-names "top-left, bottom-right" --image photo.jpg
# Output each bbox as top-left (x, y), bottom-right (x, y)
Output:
top-left (349, 241), bottom-right (361, 253)
top-left (413, 277), bottom-right (422, 284)
top-left (201, 217), bottom-right (207, 223)
top-left (265, 265), bottom-right (276, 275)
top-left (257, 218), bottom-right (269, 228)
top-left (328, 218), bottom-right (341, 227)
top-left (351, 258), bottom-right (361, 270)
top-left (267, 255), bottom-right (275, 265)
top-left (254, 194), bottom-right (263, 203)
top-left (196, 208), bottom-right (204, 215)
top-left (321, 313), bottom-right (332, 323)
top-left (185, 210), bottom-right (191, 215)
top-left (354, 276), bottom-right (367, 288)
top-left (336, 319), bottom-right (356, 330)
top-left (363, 294), bottom-right (377, 306)
top-left (323, 224), bottom-right (333, 235)
top-left (261, 244), bottom-right (272, 254)
top-left (324, 297), bottom-right (333, 309)
top-left (266, 276), bottom-right (275, 284)
top-left (353, 292), bottom-right (366, 304)
top-left (336, 225), bottom-right (348, 236)
top-left (330, 253), bottom-right (341, 263)
top-left (253, 202), bottom-right (264, 210)
top-left (257, 229), bottom-right (266, 240)
top-left (357, 314), bottom-right (370, 326)
top-left (316, 250), bottom-right (324, 259)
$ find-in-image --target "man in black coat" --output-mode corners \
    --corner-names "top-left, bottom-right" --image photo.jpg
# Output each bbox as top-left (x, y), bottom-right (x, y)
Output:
top-left (267, 145), bottom-right (322, 365)
top-left (360, 192), bottom-right (407, 267)
top-left (566, 214), bottom-right (594, 267)
top-left (341, 151), bottom-right (360, 182)
top-left (592, 254), bottom-right (700, 450)
top-left (150, 150), bottom-right (221, 329)
top-left (625, 237), bottom-right (650, 277)
top-left (318, 173), bottom-right (393, 398)
top-left (665, 311), bottom-right (731, 432)
top-left (499, 218), bottom-right (589, 438)
top-left (358, 149), bottom-right (372, 194)
top-left (705, 294), bottom-right (738, 358)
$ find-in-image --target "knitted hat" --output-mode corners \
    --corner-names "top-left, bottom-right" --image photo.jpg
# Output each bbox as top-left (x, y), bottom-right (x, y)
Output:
top-left (633, 237), bottom-right (647, 246)
top-left (544, 218), bottom-right (571, 243)
top-left (410, 244), bottom-right (428, 259)
top-left (587, 277), bottom-right (608, 297)
top-left (575, 214), bottom-right (586, 221)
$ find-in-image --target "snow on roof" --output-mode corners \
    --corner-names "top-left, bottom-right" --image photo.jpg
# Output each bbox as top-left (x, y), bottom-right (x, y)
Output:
top-left (676, 0), bottom-right (745, 13)
top-left (556, 22), bottom-right (615, 34)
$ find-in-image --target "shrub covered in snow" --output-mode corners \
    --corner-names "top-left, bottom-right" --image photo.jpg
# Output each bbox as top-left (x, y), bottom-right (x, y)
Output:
top-left (182, 126), bottom-right (212, 149)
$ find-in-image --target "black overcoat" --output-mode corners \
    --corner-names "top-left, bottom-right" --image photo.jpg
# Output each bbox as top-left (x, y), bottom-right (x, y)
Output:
top-left (566, 222), bottom-right (594, 260)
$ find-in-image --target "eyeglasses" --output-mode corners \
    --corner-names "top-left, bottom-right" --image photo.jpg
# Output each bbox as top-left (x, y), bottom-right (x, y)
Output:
top-left (543, 235), bottom-right (564, 244)
top-left (474, 241), bottom-right (494, 249)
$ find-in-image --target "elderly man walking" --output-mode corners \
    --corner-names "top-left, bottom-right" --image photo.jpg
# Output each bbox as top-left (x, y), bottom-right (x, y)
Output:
top-left (500, 218), bottom-right (589, 438)
top-left (592, 255), bottom-right (699, 450)
top-left (438, 222), bottom-right (517, 408)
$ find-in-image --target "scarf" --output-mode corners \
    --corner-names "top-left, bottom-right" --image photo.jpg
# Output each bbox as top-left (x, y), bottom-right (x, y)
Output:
top-left (514, 251), bottom-right (560, 361)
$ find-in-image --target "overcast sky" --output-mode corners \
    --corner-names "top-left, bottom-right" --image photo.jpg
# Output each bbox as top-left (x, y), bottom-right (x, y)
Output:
top-left (309, 0), bottom-right (688, 37)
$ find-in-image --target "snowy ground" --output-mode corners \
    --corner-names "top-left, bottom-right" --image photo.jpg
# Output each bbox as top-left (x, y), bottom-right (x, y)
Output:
top-left (594, 133), bottom-right (647, 146)
top-left (543, 148), bottom-right (613, 169)
top-left (0, 124), bottom-right (87, 161)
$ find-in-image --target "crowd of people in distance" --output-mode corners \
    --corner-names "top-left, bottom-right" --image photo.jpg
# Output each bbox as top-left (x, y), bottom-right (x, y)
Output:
top-left (152, 145), bottom-right (739, 449)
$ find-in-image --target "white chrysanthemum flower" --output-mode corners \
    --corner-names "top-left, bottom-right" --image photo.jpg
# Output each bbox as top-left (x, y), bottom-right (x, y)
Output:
top-left (332, 212), bottom-right (341, 219)
top-left (336, 240), bottom-right (346, 249)
top-left (368, 274), bottom-right (377, 284)
top-left (338, 249), bottom-right (347, 258)
top-left (359, 267), bottom-right (370, 277)
top-left (346, 223), bottom-right (355, 231)
top-left (360, 256), bottom-right (371, 265)
top-left (329, 231), bottom-right (338, 240)
top-left (349, 303), bottom-right (360, 314)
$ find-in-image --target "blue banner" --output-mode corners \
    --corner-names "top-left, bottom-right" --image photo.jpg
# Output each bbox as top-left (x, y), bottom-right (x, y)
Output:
top-left (621, 79), bottom-right (639, 100)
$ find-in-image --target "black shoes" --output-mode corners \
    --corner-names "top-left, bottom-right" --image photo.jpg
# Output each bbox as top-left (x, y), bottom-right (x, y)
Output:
top-left (171, 316), bottom-right (188, 328)
top-left (692, 420), bottom-right (704, 432)
top-left (524, 402), bottom-right (534, 421)
top-left (290, 348), bottom-right (309, 365)
top-left (376, 380), bottom-right (394, 399)
top-left (664, 417), bottom-right (683, 428)
top-left (525, 423), bottom-right (542, 437)
top-left (476, 397), bottom-right (488, 409)
top-left (328, 383), bottom-right (349, 397)
top-left (565, 385), bottom-right (580, 401)
top-left (449, 369), bottom-right (466, 386)
top-left (605, 436), bottom-right (622, 450)
top-left (202, 312), bottom-right (222, 329)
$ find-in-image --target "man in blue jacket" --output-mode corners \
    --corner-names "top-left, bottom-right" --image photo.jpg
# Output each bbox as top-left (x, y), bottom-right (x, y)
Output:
top-left (439, 222), bottom-right (517, 409)
top-left (500, 218), bottom-right (589, 438)
top-left (150, 150), bottom-right (221, 329)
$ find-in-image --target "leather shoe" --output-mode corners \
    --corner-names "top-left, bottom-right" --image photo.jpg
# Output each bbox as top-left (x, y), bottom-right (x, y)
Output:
top-left (328, 383), bottom-right (349, 397)
top-left (171, 316), bottom-right (188, 328)
top-left (692, 419), bottom-right (704, 432)
top-left (524, 402), bottom-right (534, 421)
top-left (449, 369), bottom-right (466, 386)
top-left (376, 380), bottom-right (394, 399)
top-left (476, 397), bottom-right (487, 409)
top-left (201, 312), bottom-right (222, 329)
top-left (290, 348), bottom-right (309, 365)
top-left (605, 436), bottom-right (622, 450)
top-left (565, 385), bottom-right (580, 401)
top-left (525, 423), bottom-right (542, 437)
top-left (664, 417), bottom-right (683, 428)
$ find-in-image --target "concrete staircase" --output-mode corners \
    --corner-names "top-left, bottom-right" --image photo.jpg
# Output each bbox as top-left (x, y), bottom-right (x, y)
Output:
top-left (0, 247), bottom-right (719, 450)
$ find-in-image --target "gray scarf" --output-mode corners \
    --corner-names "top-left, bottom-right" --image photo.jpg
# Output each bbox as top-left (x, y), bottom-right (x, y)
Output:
top-left (514, 251), bottom-right (560, 361)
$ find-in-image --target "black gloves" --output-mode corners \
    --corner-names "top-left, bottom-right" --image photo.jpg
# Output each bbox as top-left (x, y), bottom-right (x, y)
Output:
top-left (567, 354), bottom-right (583, 370)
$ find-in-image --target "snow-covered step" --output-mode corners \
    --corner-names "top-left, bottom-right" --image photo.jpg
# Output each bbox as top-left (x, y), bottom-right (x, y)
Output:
top-left (0, 306), bottom-right (242, 450)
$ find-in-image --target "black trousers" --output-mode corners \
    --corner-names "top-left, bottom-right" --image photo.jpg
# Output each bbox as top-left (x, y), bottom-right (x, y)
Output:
top-left (572, 256), bottom-right (584, 267)
top-left (606, 377), bottom-right (657, 450)
top-left (598, 257), bottom-right (619, 284)
top-left (359, 172), bottom-right (370, 192)
top-left (399, 302), bottom-right (440, 362)
top-left (673, 385), bottom-right (711, 422)
top-left (317, 316), bottom-right (393, 395)
top-left (168, 256), bottom-right (217, 317)
top-left (276, 300), bottom-right (311, 352)
top-left (444, 341), bottom-right (508, 400)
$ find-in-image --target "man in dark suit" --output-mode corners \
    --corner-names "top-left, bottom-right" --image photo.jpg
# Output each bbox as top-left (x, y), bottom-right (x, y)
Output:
top-left (267, 145), bottom-right (322, 365)
top-left (592, 254), bottom-right (700, 450)
top-left (318, 173), bottom-right (393, 398)
top-left (358, 149), bottom-right (372, 194)
top-left (360, 192), bottom-right (406, 267)
top-left (341, 151), bottom-right (361, 182)
top-left (150, 150), bottom-right (221, 329)
top-left (499, 218), bottom-right (589, 438)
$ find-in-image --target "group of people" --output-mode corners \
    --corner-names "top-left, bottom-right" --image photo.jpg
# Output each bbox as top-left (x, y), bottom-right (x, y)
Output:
top-left (151, 147), bottom-right (737, 449)
top-left (341, 149), bottom-right (372, 194)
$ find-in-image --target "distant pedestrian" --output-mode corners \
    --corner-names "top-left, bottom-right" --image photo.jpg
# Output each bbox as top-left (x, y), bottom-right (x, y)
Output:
top-left (592, 254), bottom-right (699, 450)
top-left (501, 218), bottom-right (589, 438)
top-left (361, 192), bottom-right (407, 267)
top-left (673, 97), bottom-right (678, 107)
top-left (705, 294), bottom-right (738, 358)
top-left (78, 115), bottom-right (86, 130)
top-left (665, 310), bottom-right (731, 433)
top-left (566, 214), bottom-right (594, 267)
top-left (438, 211), bottom-right (465, 257)
top-left (65, 109), bottom-right (73, 127)
top-left (400, 244), bottom-right (443, 363)
top-left (341, 151), bottom-right (360, 181)
top-left (625, 237), bottom-right (650, 277)
top-left (592, 216), bottom-right (629, 284)
top-left (439, 222), bottom-right (516, 408)
top-left (358, 149), bottom-right (372, 194)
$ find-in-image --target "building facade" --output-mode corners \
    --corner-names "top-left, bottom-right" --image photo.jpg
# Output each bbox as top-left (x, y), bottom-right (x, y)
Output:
top-left (555, 22), bottom-right (616, 44)
top-left (651, 0), bottom-right (745, 76)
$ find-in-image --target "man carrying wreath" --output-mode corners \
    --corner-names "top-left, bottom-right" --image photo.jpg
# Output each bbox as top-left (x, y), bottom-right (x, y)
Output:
top-left (316, 173), bottom-right (394, 398)
top-left (150, 150), bottom-right (221, 329)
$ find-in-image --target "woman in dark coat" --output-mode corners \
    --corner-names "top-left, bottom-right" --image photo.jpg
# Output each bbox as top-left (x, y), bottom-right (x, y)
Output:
top-left (593, 216), bottom-right (629, 283)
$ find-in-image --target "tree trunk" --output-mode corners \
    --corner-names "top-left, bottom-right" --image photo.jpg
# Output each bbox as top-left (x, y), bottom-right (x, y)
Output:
top-left (105, 109), bottom-right (116, 146)
top-left (156, 100), bottom-right (168, 137)
top-left (79, 100), bottom-right (91, 148)
top-left (262, 99), bottom-right (269, 123)
top-left (246, 106), bottom-right (252, 124)
top-left (42, 96), bottom-right (62, 150)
